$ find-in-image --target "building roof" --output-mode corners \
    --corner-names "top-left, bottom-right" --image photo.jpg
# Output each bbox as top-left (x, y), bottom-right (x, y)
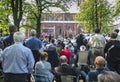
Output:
top-left (48, 2), bottom-right (79, 13)
top-left (25, 0), bottom-right (79, 13)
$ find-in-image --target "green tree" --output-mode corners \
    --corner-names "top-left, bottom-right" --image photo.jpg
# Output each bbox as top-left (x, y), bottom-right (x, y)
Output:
top-left (113, 0), bottom-right (120, 16)
top-left (0, 0), bottom-right (24, 30)
top-left (0, 0), bottom-right (25, 32)
top-left (10, 0), bottom-right (23, 31)
top-left (0, 0), bottom-right (11, 35)
top-left (75, 0), bottom-right (112, 33)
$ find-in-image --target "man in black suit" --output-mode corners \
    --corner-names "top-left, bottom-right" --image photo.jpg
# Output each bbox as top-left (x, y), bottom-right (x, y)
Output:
top-left (54, 56), bottom-right (81, 82)
top-left (104, 32), bottom-right (120, 74)
top-left (56, 56), bottom-right (77, 74)
top-left (45, 39), bottom-right (60, 70)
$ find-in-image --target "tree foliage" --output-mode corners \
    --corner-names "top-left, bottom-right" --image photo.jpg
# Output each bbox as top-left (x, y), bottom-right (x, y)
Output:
top-left (113, 0), bottom-right (120, 16)
top-left (0, 0), bottom-right (25, 34)
top-left (0, 0), bottom-right (12, 35)
top-left (10, 0), bottom-right (24, 31)
top-left (75, 0), bottom-right (112, 33)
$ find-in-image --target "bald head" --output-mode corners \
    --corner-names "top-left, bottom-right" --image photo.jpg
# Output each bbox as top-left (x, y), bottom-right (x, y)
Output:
top-left (60, 55), bottom-right (68, 63)
top-left (94, 56), bottom-right (106, 67)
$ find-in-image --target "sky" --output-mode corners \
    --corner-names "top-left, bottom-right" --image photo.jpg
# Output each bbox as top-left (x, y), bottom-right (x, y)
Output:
top-left (108, 0), bottom-right (116, 4)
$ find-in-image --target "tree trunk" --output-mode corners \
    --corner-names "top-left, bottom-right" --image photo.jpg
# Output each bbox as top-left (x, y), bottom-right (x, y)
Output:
top-left (36, 17), bottom-right (41, 38)
top-left (36, 11), bottom-right (42, 38)
top-left (94, 0), bottom-right (99, 28)
top-left (11, 0), bottom-right (23, 31)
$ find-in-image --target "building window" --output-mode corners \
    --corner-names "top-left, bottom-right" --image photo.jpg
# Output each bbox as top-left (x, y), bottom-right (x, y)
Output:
top-left (58, 27), bottom-right (61, 35)
top-left (48, 15), bottom-right (52, 21)
top-left (57, 17), bottom-right (62, 21)
top-left (67, 17), bottom-right (71, 21)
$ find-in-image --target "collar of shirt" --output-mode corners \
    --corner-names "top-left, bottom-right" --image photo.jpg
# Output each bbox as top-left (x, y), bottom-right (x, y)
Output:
top-left (14, 42), bottom-right (23, 45)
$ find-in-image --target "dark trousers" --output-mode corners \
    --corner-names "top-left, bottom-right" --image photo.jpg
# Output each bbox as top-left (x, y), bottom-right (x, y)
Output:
top-left (3, 73), bottom-right (28, 82)
top-left (32, 50), bottom-right (41, 64)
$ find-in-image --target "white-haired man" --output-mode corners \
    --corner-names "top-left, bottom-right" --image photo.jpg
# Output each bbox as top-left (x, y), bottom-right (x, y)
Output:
top-left (2, 32), bottom-right (35, 82)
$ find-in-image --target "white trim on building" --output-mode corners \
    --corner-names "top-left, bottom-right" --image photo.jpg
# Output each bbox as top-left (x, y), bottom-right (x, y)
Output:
top-left (41, 21), bottom-right (82, 24)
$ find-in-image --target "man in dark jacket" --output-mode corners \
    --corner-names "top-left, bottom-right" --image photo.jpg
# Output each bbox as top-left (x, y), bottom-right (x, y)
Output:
top-left (45, 39), bottom-right (60, 70)
top-left (54, 55), bottom-right (80, 82)
top-left (3, 25), bottom-right (17, 48)
top-left (104, 32), bottom-right (120, 74)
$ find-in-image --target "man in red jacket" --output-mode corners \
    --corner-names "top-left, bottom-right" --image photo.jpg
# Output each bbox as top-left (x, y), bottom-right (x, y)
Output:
top-left (60, 45), bottom-right (72, 64)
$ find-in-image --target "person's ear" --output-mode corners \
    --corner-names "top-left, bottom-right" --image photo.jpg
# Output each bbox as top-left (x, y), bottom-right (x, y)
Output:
top-left (94, 61), bottom-right (97, 65)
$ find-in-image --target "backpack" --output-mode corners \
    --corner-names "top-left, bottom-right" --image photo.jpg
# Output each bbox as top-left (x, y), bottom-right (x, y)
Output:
top-left (108, 41), bottom-right (120, 56)
top-left (108, 44), bottom-right (120, 51)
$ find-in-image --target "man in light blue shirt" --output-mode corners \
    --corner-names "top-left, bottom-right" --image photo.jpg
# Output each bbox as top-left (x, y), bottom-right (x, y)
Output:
top-left (25, 29), bottom-right (42, 63)
top-left (2, 32), bottom-right (35, 82)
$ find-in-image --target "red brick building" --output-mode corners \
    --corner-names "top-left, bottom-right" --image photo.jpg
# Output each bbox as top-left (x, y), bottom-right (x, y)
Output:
top-left (41, 13), bottom-right (82, 38)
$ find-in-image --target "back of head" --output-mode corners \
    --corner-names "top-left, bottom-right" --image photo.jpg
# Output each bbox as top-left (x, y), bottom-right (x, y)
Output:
top-left (114, 29), bottom-right (119, 34)
top-left (60, 55), bottom-right (67, 64)
top-left (110, 32), bottom-right (118, 39)
top-left (50, 39), bottom-right (55, 44)
top-left (94, 56), bottom-right (106, 67)
top-left (98, 71), bottom-right (120, 82)
top-left (40, 52), bottom-right (48, 61)
top-left (30, 29), bottom-right (36, 36)
top-left (64, 45), bottom-right (69, 50)
top-left (9, 25), bottom-right (17, 34)
top-left (14, 32), bottom-right (25, 42)
top-left (94, 28), bottom-right (100, 33)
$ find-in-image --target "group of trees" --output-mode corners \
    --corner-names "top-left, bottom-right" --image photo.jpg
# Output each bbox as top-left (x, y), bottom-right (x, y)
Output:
top-left (0, 0), bottom-right (120, 36)
top-left (75, 0), bottom-right (120, 34)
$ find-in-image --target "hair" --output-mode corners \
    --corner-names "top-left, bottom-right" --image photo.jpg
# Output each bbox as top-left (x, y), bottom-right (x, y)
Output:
top-left (50, 39), bottom-right (55, 44)
top-left (40, 52), bottom-right (48, 61)
top-left (110, 32), bottom-right (118, 39)
top-left (9, 25), bottom-right (17, 34)
top-left (64, 45), bottom-right (69, 49)
top-left (98, 71), bottom-right (120, 82)
top-left (114, 29), bottom-right (119, 34)
top-left (60, 55), bottom-right (68, 63)
top-left (94, 56), bottom-right (106, 67)
top-left (13, 32), bottom-right (25, 42)
top-left (94, 28), bottom-right (100, 33)
top-left (30, 29), bottom-right (36, 36)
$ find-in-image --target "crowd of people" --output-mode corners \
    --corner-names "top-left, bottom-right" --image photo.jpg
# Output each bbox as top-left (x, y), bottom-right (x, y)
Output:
top-left (0, 25), bottom-right (120, 82)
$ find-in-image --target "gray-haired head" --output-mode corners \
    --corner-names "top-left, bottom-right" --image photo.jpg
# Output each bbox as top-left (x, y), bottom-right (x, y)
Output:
top-left (14, 32), bottom-right (25, 42)
top-left (98, 71), bottom-right (120, 82)
top-left (60, 55), bottom-right (68, 63)
top-left (30, 29), bottom-right (36, 36)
